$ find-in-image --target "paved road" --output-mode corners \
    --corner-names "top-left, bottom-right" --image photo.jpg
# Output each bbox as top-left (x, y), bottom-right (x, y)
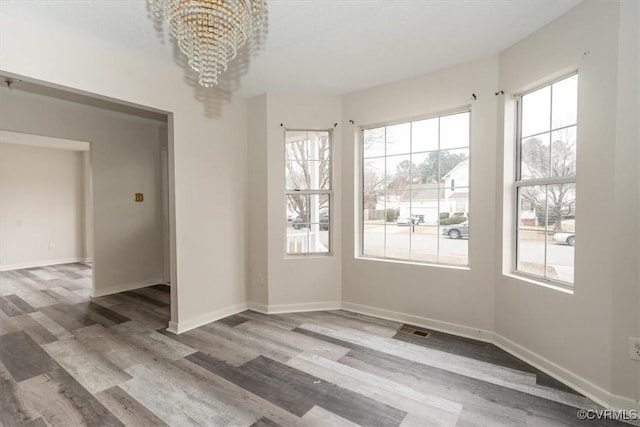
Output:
top-left (361, 225), bottom-right (574, 280)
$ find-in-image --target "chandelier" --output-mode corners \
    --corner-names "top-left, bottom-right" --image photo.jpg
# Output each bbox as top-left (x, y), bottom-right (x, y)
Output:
top-left (148, 0), bottom-right (267, 87)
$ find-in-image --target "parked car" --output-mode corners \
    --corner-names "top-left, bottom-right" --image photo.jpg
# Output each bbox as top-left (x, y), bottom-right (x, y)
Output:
top-left (553, 232), bottom-right (575, 246)
top-left (396, 217), bottom-right (416, 226)
top-left (292, 217), bottom-right (307, 230)
top-left (293, 216), bottom-right (329, 231)
top-left (319, 214), bottom-right (329, 231)
top-left (442, 222), bottom-right (469, 239)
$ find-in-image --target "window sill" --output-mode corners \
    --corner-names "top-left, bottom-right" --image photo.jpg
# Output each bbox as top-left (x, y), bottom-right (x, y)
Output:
top-left (285, 253), bottom-right (333, 260)
top-left (356, 256), bottom-right (470, 271)
top-left (503, 272), bottom-right (574, 294)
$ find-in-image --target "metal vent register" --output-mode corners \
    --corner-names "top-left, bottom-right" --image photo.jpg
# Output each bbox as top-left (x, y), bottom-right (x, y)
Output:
top-left (398, 325), bottom-right (431, 338)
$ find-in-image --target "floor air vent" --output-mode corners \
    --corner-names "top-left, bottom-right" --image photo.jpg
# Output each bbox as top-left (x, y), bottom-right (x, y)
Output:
top-left (398, 325), bottom-right (430, 338)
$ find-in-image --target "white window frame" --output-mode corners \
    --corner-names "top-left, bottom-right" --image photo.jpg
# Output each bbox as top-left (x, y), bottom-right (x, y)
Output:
top-left (359, 109), bottom-right (471, 267)
top-left (514, 72), bottom-right (577, 287)
top-left (284, 128), bottom-right (333, 256)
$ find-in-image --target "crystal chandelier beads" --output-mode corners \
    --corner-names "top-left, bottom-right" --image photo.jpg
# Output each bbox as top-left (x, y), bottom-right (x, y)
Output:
top-left (149, 0), bottom-right (267, 87)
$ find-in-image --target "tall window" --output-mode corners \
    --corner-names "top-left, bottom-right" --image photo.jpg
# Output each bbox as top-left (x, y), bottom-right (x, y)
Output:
top-left (516, 73), bottom-right (577, 285)
top-left (362, 111), bottom-right (470, 266)
top-left (285, 130), bottom-right (331, 255)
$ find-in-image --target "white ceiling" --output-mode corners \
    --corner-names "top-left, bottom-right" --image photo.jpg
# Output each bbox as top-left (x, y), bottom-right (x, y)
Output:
top-left (3, 0), bottom-right (581, 97)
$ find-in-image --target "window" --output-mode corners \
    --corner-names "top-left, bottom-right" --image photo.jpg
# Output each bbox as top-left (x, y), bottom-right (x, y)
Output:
top-left (515, 73), bottom-right (577, 285)
top-left (285, 130), bottom-right (331, 255)
top-left (361, 111), bottom-right (470, 266)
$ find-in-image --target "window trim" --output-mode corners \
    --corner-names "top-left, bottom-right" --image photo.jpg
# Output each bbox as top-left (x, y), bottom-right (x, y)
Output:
top-left (358, 108), bottom-right (472, 267)
top-left (284, 128), bottom-right (333, 257)
top-left (513, 71), bottom-right (577, 288)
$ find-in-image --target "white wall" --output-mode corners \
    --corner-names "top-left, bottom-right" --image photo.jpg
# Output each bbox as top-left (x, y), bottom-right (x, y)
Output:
top-left (341, 56), bottom-right (498, 334)
top-left (496, 0), bottom-right (639, 405)
top-left (0, 142), bottom-right (86, 269)
top-left (263, 95), bottom-right (343, 310)
top-left (0, 88), bottom-right (164, 295)
top-left (0, 4), bottom-right (249, 332)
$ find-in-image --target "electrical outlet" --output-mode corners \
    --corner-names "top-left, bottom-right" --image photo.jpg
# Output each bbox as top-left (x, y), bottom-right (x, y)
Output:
top-left (48, 243), bottom-right (55, 252)
top-left (629, 337), bottom-right (640, 361)
top-left (257, 274), bottom-right (265, 286)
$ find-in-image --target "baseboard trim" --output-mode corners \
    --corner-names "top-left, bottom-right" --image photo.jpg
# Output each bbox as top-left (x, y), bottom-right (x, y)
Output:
top-left (167, 302), bottom-right (250, 335)
top-left (492, 334), bottom-right (640, 416)
top-left (91, 278), bottom-right (164, 298)
top-left (247, 302), bottom-right (269, 314)
top-left (0, 258), bottom-right (87, 271)
top-left (251, 300), bottom-right (342, 315)
top-left (341, 301), bottom-right (493, 342)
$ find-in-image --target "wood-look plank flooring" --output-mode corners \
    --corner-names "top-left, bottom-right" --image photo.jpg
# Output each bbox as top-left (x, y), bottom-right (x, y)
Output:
top-left (0, 263), bottom-right (628, 426)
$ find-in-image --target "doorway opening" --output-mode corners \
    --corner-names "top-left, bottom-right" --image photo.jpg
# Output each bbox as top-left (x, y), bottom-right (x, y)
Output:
top-left (0, 76), bottom-right (175, 329)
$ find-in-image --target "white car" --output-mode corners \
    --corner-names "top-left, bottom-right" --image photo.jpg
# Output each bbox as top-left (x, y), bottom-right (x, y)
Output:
top-left (553, 232), bottom-right (575, 246)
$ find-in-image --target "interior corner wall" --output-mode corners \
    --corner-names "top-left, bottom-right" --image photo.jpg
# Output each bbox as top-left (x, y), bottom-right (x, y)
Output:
top-left (0, 87), bottom-right (164, 294)
top-left (248, 94), bottom-right (269, 307)
top-left (341, 56), bottom-right (499, 334)
top-left (612, 0), bottom-right (640, 403)
top-left (1, 5), bottom-right (250, 331)
top-left (0, 142), bottom-right (85, 269)
top-left (496, 0), bottom-right (639, 404)
top-left (265, 94), bottom-right (343, 310)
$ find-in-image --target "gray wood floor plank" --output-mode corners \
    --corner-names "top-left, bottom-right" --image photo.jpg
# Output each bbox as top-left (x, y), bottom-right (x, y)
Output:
top-left (217, 313), bottom-right (251, 327)
top-left (0, 310), bottom-right (20, 335)
top-left (28, 312), bottom-right (74, 340)
top-left (200, 322), bottom-right (302, 364)
top-left (159, 327), bottom-right (260, 367)
top-left (339, 351), bottom-right (610, 426)
top-left (393, 329), bottom-right (581, 395)
top-left (9, 314), bottom-right (58, 345)
top-left (0, 360), bottom-right (42, 426)
top-left (299, 310), bottom-right (400, 337)
top-left (45, 287), bottom-right (86, 305)
top-left (106, 303), bottom-right (169, 330)
top-left (135, 358), bottom-right (262, 426)
top-left (173, 358), bottom-right (304, 427)
top-left (331, 310), bottom-right (404, 330)
top-left (39, 304), bottom-right (97, 332)
top-left (74, 324), bottom-right (151, 370)
top-left (286, 351), bottom-right (462, 425)
top-left (112, 323), bottom-right (196, 361)
top-left (95, 386), bottom-right (169, 427)
top-left (298, 405), bottom-right (362, 427)
top-left (19, 368), bottom-right (124, 427)
top-left (128, 287), bottom-right (171, 305)
top-left (0, 331), bottom-right (60, 382)
top-left (124, 363), bottom-right (255, 427)
top-left (0, 295), bottom-right (25, 317)
top-left (6, 294), bottom-right (37, 314)
top-left (241, 310), bottom-right (298, 331)
top-left (250, 417), bottom-right (282, 427)
top-left (42, 337), bottom-right (132, 393)
top-left (187, 352), bottom-right (407, 427)
top-left (236, 321), bottom-right (350, 361)
top-left (73, 301), bottom-right (131, 326)
top-left (297, 322), bottom-right (540, 388)
top-left (9, 285), bottom-right (58, 309)
top-left (22, 417), bottom-right (49, 427)
top-left (119, 290), bottom-right (169, 308)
